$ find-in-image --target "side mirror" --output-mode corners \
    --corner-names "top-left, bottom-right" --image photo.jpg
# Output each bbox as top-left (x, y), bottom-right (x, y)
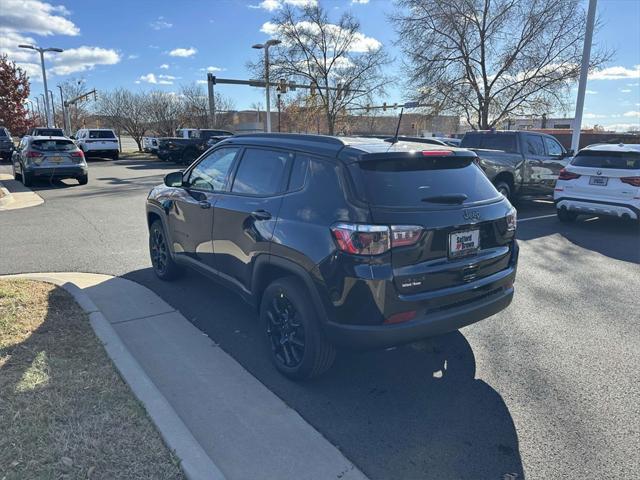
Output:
top-left (566, 149), bottom-right (575, 157)
top-left (164, 171), bottom-right (184, 188)
top-left (70, 135), bottom-right (76, 140)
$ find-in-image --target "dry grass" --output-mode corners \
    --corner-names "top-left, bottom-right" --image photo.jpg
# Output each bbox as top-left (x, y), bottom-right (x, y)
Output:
top-left (120, 150), bottom-right (157, 160)
top-left (0, 280), bottom-right (185, 480)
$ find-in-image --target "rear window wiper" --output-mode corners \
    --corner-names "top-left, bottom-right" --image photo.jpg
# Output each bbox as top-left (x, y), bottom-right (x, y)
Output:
top-left (421, 194), bottom-right (468, 204)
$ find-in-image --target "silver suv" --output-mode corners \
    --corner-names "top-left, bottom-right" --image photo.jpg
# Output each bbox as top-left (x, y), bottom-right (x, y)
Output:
top-left (12, 136), bottom-right (88, 186)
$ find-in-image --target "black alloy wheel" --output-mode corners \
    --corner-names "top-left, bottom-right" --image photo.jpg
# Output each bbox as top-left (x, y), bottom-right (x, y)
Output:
top-left (149, 220), bottom-right (180, 280)
top-left (266, 291), bottom-right (306, 369)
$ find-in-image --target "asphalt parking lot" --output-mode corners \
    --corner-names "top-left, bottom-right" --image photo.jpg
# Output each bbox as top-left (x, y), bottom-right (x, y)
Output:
top-left (1, 157), bottom-right (638, 479)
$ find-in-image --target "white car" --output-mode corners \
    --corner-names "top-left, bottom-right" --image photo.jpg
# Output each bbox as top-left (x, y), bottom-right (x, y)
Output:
top-left (74, 128), bottom-right (120, 159)
top-left (554, 143), bottom-right (640, 222)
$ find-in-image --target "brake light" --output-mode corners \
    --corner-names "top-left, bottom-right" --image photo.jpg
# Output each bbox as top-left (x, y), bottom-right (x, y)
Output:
top-left (620, 176), bottom-right (640, 187)
top-left (558, 168), bottom-right (581, 180)
top-left (422, 150), bottom-right (453, 156)
top-left (26, 151), bottom-right (43, 157)
top-left (71, 150), bottom-right (85, 163)
top-left (331, 223), bottom-right (423, 255)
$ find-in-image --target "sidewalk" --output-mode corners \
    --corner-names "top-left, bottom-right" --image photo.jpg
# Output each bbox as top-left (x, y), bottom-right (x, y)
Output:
top-left (2, 272), bottom-right (367, 480)
top-left (0, 173), bottom-right (44, 210)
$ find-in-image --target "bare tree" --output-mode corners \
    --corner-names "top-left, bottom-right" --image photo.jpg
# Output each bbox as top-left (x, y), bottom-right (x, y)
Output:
top-left (393, 0), bottom-right (610, 129)
top-left (146, 91), bottom-right (184, 137)
top-left (96, 89), bottom-right (148, 151)
top-left (251, 4), bottom-right (390, 135)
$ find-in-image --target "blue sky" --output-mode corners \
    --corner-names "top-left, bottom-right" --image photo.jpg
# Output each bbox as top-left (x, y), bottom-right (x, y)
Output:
top-left (1, 0), bottom-right (638, 130)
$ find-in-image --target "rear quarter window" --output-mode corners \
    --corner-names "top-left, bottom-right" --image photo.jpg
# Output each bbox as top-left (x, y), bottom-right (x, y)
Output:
top-left (572, 151), bottom-right (640, 169)
top-left (89, 130), bottom-right (116, 139)
top-left (350, 156), bottom-right (499, 208)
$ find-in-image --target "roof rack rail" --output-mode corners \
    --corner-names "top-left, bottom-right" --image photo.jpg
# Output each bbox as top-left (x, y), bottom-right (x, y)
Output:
top-left (233, 133), bottom-right (346, 146)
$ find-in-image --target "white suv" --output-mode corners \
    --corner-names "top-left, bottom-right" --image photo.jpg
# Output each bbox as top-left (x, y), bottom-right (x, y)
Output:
top-left (554, 144), bottom-right (640, 223)
top-left (74, 128), bottom-right (120, 159)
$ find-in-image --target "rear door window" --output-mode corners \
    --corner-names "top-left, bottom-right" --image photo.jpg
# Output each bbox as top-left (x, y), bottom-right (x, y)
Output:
top-left (350, 156), bottom-right (499, 208)
top-left (231, 148), bottom-right (290, 196)
top-left (543, 137), bottom-right (564, 156)
top-left (460, 133), bottom-right (518, 153)
top-left (31, 139), bottom-right (76, 151)
top-left (572, 150), bottom-right (640, 170)
top-left (525, 134), bottom-right (545, 155)
top-left (89, 130), bottom-right (116, 139)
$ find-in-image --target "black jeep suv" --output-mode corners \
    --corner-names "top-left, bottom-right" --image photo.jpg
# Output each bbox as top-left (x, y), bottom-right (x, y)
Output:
top-left (146, 134), bottom-right (518, 379)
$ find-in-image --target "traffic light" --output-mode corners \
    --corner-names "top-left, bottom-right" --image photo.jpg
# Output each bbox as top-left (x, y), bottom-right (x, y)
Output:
top-left (382, 102), bottom-right (387, 111)
top-left (336, 82), bottom-right (343, 100)
top-left (365, 104), bottom-right (371, 113)
top-left (207, 73), bottom-right (216, 85)
top-left (279, 78), bottom-right (288, 94)
top-left (310, 82), bottom-right (317, 96)
top-left (288, 80), bottom-right (296, 91)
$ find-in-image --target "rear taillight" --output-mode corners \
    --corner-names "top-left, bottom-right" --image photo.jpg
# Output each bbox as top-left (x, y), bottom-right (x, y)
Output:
top-left (620, 176), bottom-right (640, 187)
top-left (331, 223), bottom-right (423, 255)
top-left (71, 150), bottom-right (85, 163)
top-left (559, 168), bottom-right (580, 180)
top-left (26, 151), bottom-right (42, 158)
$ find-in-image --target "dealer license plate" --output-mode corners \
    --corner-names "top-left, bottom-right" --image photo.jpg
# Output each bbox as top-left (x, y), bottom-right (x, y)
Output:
top-left (589, 176), bottom-right (608, 186)
top-left (449, 229), bottom-right (480, 258)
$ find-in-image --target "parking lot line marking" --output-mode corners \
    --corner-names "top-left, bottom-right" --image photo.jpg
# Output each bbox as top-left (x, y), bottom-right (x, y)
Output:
top-left (519, 213), bottom-right (557, 223)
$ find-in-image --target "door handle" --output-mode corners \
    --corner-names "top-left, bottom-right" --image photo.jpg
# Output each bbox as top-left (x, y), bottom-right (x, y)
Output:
top-left (198, 200), bottom-right (211, 209)
top-left (251, 209), bottom-right (272, 220)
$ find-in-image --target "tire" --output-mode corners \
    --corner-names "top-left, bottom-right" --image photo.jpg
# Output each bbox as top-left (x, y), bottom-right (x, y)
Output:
top-left (494, 180), bottom-right (512, 200)
top-left (149, 220), bottom-right (181, 280)
top-left (260, 277), bottom-right (336, 380)
top-left (22, 171), bottom-right (32, 187)
top-left (557, 208), bottom-right (578, 223)
top-left (112, 151), bottom-right (119, 160)
top-left (78, 174), bottom-right (88, 185)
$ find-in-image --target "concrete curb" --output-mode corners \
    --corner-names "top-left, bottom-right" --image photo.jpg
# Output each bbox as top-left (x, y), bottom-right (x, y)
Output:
top-left (0, 183), bottom-right (14, 208)
top-left (1, 273), bottom-right (225, 480)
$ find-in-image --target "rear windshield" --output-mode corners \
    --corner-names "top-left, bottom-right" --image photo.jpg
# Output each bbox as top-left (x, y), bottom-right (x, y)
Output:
top-left (31, 139), bottom-right (76, 151)
top-left (351, 157), bottom-right (499, 208)
top-left (572, 150), bottom-right (640, 170)
top-left (89, 130), bottom-right (116, 139)
top-left (35, 129), bottom-right (64, 136)
top-left (460, 133), bottom-right (518, 153)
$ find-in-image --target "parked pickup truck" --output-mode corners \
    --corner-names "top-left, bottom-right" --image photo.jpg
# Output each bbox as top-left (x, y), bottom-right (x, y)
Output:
top-left (460, 130), bottom-right (571, 199)
top-left (157, 128), bottom-right (233, 164)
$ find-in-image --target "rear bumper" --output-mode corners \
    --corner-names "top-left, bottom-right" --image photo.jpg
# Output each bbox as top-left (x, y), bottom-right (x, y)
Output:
top-left (28, 166), bottom-right (87, 178)
top-left (555, 196), bottom-right (640, 220)
top-left (83, 149), bottom-right (118, 157)
top-left (322, 245), bottom-right (518, 350)
top-left (325, 285), bottom-right (514, 350)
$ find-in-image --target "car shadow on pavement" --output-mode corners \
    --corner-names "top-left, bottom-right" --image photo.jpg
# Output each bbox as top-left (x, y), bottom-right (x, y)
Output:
top-left (115, 159), bottom-right (181, 171)
top-left (124, 266), bottom-right (524, 480)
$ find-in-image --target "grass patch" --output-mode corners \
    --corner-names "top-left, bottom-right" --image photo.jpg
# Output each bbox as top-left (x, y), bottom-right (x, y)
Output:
top-left (0, 280), bottom-right (185, 480)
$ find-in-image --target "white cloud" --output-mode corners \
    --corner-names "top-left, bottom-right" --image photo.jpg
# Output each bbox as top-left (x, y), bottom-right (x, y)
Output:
top-left (601, 123), bottom-right (640, 132)
top-left (158, 74), bottom-right (177, 80)
top-left (583, 113), bottom-right (607, 119)
top-left (352, 0), bottom-right (370, 3)
top-left (49, 46), bottom-right (121, 75)
top-left (627, 82), bottom-right (640, 87)
top-left (623, 111), bottom-right (640, 118)
top-left (0, 0), bottom-right (79, 36)
top-left (150, 16), bottom-right (172, 30)
top-left (128, 54), bottom-right (139, 60)
top-left (589, 65), bottom-right (640, 81)
top-left (260, 21), bottom-right (381, 52)
top-left (250, 0), bottom-right (317, 10)
top-left (585, 90), bottom-right (597, 94)
top-left (200, 66), bottom-right (225, 72)
top-left (160, 63), bottom-right (170, 69)
top-left (169, 47), bottom-right (197, 57)
top-left (620, 89), bottom-right (632, 93)
top-left (196, 79), bottom-right (207, 84)
top-left (139, 73), bottom-right (158, 84)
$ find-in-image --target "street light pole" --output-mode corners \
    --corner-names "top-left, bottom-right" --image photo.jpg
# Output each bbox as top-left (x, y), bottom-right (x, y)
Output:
top-left (18, 44), bottom-right (64, 128)
top-left (58, 85), bottom-right (67, 134)
top-left (252, 39), bottom-right (281, 133)
top-left (571, 0), bottom-right (597, 153)
top-left (48, 90), bottom-right (57, 127)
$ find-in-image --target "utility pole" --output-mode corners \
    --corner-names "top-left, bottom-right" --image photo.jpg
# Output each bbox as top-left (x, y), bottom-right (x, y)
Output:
top-left (48, 91), bottom-right (57, 127)
top-left (18, 44), bottom-right (63, 127)
top-left (58, 85), bottom-right (67, 135)
top-left (571, 0), bottom-right (597, 153)
top-left (207, 73), bottom-right (216, 128)
top-left (252, 39), bottom-right (281, 132)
